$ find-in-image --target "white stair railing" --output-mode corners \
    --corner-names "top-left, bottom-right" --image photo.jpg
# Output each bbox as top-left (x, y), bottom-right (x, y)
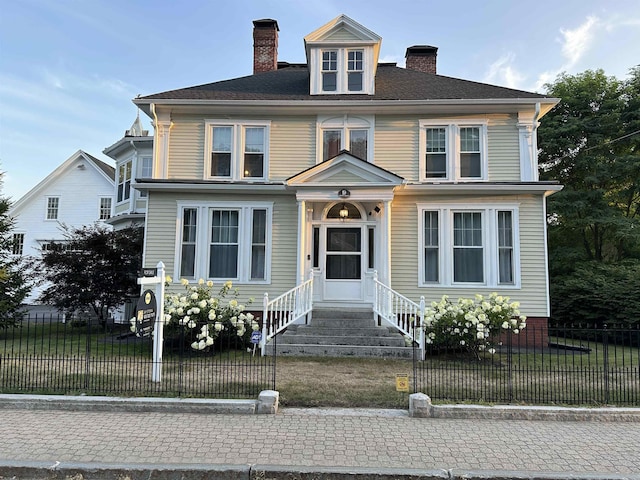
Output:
top-left (373, 271), bottom-right (425, 359)
top-left (260, 272), bottom-right (314, 356)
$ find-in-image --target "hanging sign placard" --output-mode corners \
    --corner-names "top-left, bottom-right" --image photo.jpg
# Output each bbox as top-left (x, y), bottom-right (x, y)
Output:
top-left (135, 289), bottom-right (157, 338)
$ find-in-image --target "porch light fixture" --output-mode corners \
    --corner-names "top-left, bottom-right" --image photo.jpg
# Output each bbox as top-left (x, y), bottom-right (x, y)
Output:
top-left (339, 204), bottom-right (349, 219)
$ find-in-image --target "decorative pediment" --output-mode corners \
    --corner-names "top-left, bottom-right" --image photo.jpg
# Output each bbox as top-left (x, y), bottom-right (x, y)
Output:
top-left (286, 151), bottom-right (403, 187)
top-left (304, 14), bottom-right (381, 47)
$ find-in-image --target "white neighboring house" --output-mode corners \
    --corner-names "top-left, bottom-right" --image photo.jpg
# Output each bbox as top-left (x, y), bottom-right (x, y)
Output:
top-left (9, 150), bottom-right (115, 304)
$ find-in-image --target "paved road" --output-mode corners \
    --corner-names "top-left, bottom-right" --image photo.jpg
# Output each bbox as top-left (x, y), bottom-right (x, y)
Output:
top-left (1, 406), bottom-right (639, 478)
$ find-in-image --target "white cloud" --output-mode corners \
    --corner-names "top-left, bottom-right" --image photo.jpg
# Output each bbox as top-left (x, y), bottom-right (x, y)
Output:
top-left (559, 15), bottom-right (600, 68)
top-left (483, 53), bottom-right (526, 90)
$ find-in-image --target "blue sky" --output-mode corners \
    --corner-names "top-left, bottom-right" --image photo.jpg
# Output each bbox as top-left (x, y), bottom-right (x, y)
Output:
top-left (1, 0), bottom-right (639, 201)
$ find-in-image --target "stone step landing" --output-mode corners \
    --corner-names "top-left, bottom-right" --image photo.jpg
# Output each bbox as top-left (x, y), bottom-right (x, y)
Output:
top-left (265, 308), bottom-right (413, 358)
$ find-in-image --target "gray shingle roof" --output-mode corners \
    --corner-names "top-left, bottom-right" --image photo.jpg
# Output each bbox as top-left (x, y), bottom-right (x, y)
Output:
top-left (138, 63), bottom-right (550, 102)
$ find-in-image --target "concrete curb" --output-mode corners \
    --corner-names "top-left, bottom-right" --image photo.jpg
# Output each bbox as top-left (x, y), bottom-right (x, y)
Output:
top-left (409, 393), bottom-right (640, 422)
top-left (0, 392), bottom-right (279, 415)
top-left (2, 393), bottom-right (640, 422)
top-left (1, 462), bottom-right (638, 480)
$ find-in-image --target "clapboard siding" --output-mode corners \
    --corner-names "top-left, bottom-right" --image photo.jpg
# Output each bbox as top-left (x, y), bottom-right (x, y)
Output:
top-left (144, 191), bottom-right (298, 300)
top-left (269, 116), bottom-right (316, 180)
top-left (168, 116), bottom-right (204, 179)
top-left (389, 194), bottom-right (549, 317)
top-left (488, 115), bottom-right (520, 181)
top-left (374, 116), bottom-right (418, 179)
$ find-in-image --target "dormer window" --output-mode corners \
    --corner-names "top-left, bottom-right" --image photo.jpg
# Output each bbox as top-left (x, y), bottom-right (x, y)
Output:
top-left (316, 48), bottom-right (366, 94)
top-left (347, 50), bottom-right (363, 91)
top-left (305, 15), bottom-right (381, 96)
top-left (322, 51), bottom-right (338, 91)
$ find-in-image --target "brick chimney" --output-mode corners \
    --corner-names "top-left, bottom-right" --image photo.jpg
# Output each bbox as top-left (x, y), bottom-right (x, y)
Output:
top-left (253, 19), bottom-right (279, 74)
top-left (405, 45), bottom-right (438, 74)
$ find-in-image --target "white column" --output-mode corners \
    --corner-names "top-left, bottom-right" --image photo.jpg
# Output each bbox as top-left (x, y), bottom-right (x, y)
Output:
top-left (296, 200), bottom-right (307, 284)
top-left (381, 200), bottom-right (392, 286)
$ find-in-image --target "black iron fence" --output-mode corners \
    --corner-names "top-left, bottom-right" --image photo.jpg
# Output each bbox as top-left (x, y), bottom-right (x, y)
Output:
top-left (0, 314), bottom-right (275, 398)
top-left (414, 323), bottom-right (640, 406)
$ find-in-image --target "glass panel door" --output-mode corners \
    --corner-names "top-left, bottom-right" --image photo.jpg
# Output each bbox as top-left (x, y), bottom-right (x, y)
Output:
top-left (326, 228), bottom-right (361, 279)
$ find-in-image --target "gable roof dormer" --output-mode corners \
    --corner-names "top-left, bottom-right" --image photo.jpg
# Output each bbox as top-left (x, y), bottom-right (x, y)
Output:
top-left (304, 14), bottom-right (382, 96)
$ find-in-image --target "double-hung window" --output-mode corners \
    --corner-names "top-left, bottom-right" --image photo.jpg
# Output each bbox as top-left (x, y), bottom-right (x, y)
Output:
top-left (206, 121), bottom-right (270, 181)
top-left (99, 197), bottom-right (112, 220)
top-left (177, 202), bottom-right (272, 283)
top-left (46, 197), bottom-right (59, 220)
top-left (318, 115), bottom-right (373, 162)
top-left (12, 233), bottom-right (24, 255)
top-left (347, 50), bottom-right (363, 92)
top-left (418, 203), bottom-right (519, 287)
top-left (313, 48), bottom-right (370, 95)
top-left (139, 156), bottom-right (153, 197)
top-left (322, 50), bottom-right (338, 92)
top-left (420, 120), bottom-right (488, 181)
top-left (117, 160), bottom-right (132, 202)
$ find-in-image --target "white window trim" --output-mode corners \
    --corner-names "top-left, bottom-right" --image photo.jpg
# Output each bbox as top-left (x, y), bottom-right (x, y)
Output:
top-left (45, 196), bottom-right (60, 221)
top-left (174, 201), bottom-right (273, 284)
top-left (417, 202), bottom-right (521, 288)
top-left (316, 114), bottom-right (374, 163)
top-left (116, 158), bottom-right (133, 205)
top-left (98, 197), bottom-right (112, 220)
top-left (11, 232), bottom-right (25, 256)
top-left (204, 120), bottom-right (271, 181)
top-left (419, 119), bottom-right (489, 182)
top-left (310, 47), bottom-right (374, 95)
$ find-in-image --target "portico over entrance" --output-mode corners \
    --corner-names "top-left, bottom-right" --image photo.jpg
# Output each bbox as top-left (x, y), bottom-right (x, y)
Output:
top-left (286, 151), bottom-right (404, 307)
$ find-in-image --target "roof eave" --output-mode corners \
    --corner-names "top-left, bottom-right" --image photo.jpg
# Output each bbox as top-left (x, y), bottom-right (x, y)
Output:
top-left (135, 97), bottom-right (560, 117)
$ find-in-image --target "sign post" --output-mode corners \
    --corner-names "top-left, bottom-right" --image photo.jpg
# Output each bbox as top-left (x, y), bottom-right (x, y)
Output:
top-left (137, 261), bottom-right (166, 383)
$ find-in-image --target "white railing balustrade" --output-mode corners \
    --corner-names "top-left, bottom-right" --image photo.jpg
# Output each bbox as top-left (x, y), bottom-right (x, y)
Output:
top-left (260, 272), bottom-right (314, 355)
top-left (373, 271), bottom-right (425, 359)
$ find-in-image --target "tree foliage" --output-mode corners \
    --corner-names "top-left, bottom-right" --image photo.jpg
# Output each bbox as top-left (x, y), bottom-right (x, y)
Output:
top-left (0, 176), bottom-right (31, 328)
top-left (538, 68), bottom-right (640, 324)
top-left (539, 68), bottom-right (640, 268)
top-left (39, 224), bottom-right (143, 326)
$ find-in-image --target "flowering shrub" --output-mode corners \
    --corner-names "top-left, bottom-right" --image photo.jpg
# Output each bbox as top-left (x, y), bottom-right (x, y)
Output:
top-left (131, 277), bottom-right (260, 351)
top-left (423, 292), bottom-right (526, 358)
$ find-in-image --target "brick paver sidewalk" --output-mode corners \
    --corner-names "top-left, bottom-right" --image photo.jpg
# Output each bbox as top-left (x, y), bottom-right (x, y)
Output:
top-left (1, 406), bottom-right (639, 477)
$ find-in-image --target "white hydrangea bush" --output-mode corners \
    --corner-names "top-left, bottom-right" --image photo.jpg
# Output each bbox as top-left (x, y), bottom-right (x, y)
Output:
top-left (132, 277), bottom-right (260, 351)
top-left (423, 292), bottom-right (526, 358)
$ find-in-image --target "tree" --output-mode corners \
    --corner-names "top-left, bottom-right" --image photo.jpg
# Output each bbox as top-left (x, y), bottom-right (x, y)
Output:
top-left (539, 69), bottom-right (640, 267)
top-left (538, 68), bottom-right (640, 324)
top-left (39, 224), bottom-right (143, 327)
top-left (0, 174), bottom-right (31, 328)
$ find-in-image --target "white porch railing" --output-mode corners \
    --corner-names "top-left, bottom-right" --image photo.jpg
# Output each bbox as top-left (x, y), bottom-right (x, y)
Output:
top-left (373, 271), bottom-right (425, 359)
top-left (260, 272), bottom-right (314, 356)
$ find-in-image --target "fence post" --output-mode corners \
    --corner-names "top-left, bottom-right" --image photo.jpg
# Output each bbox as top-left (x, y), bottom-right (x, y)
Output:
top-left (261, 292), bottom-right (269, 356)
top-left (419, 296), bottom-right (425, 361)
top-left (603, 322), bottom-right (609, 404)
top-left (507, 325), bottom-right (513, 402)
top-left (152, 261), bottom-right (166, 383)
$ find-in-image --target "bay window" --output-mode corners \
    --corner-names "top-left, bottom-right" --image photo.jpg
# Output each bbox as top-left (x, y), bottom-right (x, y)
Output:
top-left (420, 120), bottom-right (488, 181)
top-left (206, 121), bottom-right (270, 180)
top-left (418, 204), bottom-right (519, 287)
top-left (117, 161), bottom-right (132, 203)
top-left (176, 202), bottom-right (272, 283)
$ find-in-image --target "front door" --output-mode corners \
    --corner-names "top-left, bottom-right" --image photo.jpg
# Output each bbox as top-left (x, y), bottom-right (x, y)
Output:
top-left (323, 226), bottom-right (363, 301)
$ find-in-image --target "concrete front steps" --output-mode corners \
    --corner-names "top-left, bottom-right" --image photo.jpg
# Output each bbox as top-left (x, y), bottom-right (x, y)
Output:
top-left (265, 308), bottom-right (413, 358)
